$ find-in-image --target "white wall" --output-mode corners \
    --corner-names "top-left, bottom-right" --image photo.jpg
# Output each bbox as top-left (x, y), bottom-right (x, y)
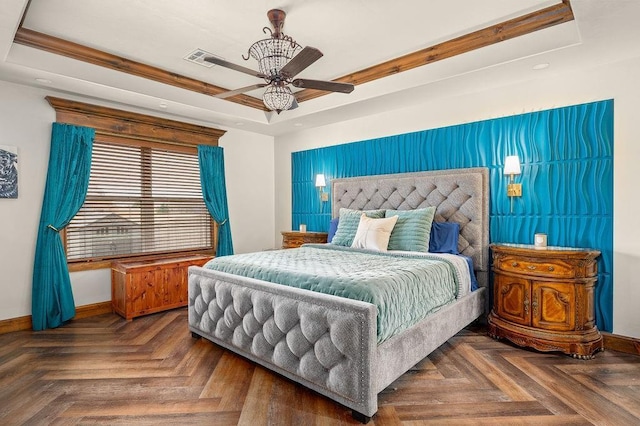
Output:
top-left (0, 83), bottom-right (53, 320)
top-left (0, 80), bottom-right (275, 321)
top-left (218, 128), bottom-right (276, 254)
top-left (274, 56), bottom-right (640, 339)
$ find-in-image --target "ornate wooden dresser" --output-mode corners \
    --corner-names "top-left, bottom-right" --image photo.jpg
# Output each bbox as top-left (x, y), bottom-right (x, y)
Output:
top-left (488, 243), bottom-right (603, 359)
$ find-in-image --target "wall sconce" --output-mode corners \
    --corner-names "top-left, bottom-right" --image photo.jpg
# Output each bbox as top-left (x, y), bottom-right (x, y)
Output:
top-left (315, 173), bottom-right (329, 202)
top-left (504, 155), bottom-right (522, 213)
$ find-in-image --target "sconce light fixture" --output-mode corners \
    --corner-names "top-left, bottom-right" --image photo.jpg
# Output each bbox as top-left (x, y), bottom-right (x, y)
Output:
top-left (504, 155), bottom-right (522, 213)
top-left (315, 173), bottom-right (329, 202)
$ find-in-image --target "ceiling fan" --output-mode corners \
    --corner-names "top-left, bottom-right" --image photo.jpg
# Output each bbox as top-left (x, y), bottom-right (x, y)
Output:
top-left (205, 9), bottom-right (354, 114)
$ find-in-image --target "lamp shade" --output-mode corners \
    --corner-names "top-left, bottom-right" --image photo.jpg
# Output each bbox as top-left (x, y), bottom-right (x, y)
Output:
top-left (504, 155), bottom-right (521, 175)
top-left (315, 174), bottom-right (326, 187)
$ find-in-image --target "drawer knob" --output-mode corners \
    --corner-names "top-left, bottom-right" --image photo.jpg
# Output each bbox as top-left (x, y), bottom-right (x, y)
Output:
top-left (527, 265), bottom-right (537, 270)
top-left (511, 262), bottom-right (519, 267)
top-left (548, 266), bottom-right (555, 271)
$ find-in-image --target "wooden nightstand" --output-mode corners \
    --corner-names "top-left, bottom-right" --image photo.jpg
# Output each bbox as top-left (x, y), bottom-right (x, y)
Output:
top-left (488, 243), bottom-right (603, 359)
top-left (281, 231), bottom-right (328, 249)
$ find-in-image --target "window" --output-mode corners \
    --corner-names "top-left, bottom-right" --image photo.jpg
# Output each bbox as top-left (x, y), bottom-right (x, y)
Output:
top-left (47, 96), bottom-right (225, 270)
top-left (65, 140), bottom-right (213, 262)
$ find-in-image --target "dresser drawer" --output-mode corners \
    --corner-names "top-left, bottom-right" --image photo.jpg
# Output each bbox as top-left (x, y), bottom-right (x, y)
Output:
top-left (284, 234), bottom-right (305, 248)
top-left (496, 255), bottom-right (575, 279)
top-left (281, 231), bottom-right (328, 249)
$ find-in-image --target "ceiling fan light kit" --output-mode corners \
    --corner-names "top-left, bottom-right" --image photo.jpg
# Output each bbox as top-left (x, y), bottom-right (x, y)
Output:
top-left (247, 37), bottom-right (301, 78)
top-left (263, 85), bottom-right (296, 113)
top-left (243, 9), bottom-right (302, 78)
top-left (206, 9), bottom-right (354, 114)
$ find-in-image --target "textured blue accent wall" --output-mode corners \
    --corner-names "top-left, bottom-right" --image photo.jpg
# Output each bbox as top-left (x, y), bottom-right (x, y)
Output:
top-left (291, 100), bottom-right (613, 331)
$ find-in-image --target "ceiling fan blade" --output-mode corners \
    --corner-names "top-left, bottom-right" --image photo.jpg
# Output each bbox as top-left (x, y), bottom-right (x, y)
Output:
top-left (280, 46), bottom-right (323, 79)
top-left (204, 56), bottom-right (267, 79)
top-left (215, 83), bottom-right (267, 99)
top-left (292, 78), bottom-right (354, 93)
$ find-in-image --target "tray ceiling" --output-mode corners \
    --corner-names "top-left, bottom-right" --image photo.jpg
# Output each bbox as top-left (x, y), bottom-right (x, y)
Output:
top-left (1, 1), bottom-right (640, 135)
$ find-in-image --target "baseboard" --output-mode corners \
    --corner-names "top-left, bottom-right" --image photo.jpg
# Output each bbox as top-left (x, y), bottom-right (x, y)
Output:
top-left (74, 301), bottom-right (114, 319)
top-left (602, 332), bottom-right (640, 356)
top-left (0, 315), bottom-right (32, 335)
top-left (0, 301), bottom-right (113, 335)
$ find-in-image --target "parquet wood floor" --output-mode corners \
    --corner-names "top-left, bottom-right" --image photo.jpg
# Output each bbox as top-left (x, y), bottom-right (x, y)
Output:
top-left (0, 309), bottom-right (638, 425)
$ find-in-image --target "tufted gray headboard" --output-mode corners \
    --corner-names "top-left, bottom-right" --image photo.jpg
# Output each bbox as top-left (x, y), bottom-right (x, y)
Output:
top-left (331, 168), bottom-right (490, 273)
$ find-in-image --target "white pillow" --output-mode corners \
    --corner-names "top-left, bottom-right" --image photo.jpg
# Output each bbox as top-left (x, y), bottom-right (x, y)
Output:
top-left (351, 215), bottom-right (399, 251)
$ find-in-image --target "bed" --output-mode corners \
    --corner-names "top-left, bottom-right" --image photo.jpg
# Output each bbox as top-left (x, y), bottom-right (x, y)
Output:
top-left (188, 167), bottom-right (489, 422)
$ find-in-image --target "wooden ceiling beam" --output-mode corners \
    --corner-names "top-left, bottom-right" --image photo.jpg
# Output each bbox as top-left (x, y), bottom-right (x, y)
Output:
top-left (14, 27), bottom-right (268, 111)
top-left (295, 1), bottom-right (575, 103)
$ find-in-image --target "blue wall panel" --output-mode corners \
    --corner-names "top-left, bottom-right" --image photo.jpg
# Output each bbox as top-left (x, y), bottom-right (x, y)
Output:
top-left (291, 100), bottom-right (614, 331)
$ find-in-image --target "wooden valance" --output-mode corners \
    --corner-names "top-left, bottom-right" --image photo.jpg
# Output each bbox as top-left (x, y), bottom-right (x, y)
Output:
top-left (46, 96), bottom-right (226, 149)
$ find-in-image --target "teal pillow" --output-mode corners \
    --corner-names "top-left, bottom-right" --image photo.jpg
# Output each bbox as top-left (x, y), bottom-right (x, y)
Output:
top-left (331, 208), bottom-right (386, 247)
top-left (385, 207), bottom-right (437, 252)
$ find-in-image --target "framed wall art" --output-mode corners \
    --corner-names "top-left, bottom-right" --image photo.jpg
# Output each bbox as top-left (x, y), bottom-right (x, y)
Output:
top-left (0, 145), bottom-right (18, 199)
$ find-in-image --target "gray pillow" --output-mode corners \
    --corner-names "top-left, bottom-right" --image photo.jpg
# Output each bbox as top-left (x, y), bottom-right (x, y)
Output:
top-left (385, 207), bottom-right (437, 252)
top-left (331, 208), bottom-right (386, 247)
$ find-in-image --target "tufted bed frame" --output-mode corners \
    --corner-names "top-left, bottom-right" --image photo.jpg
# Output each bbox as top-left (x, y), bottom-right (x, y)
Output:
top-left (188, 167), bottom-right (489, 422)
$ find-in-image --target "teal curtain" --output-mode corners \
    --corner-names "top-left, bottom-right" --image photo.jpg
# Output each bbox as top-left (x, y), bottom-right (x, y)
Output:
top-left (198, 145), bottom-right (234, 257)
top-left (32, 123), bottom-right (94, 331)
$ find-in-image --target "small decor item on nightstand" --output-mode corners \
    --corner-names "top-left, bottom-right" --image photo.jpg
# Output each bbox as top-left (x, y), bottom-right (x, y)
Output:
top-left (488, 243), bottom-right (603, 359)
top-left (299, 224), bottom-right (307, 233)
top-left (534, 233), bottom-right (547, 248)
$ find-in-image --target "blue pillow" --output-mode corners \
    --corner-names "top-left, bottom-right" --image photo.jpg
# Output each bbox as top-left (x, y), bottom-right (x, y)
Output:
top-left (327, 218), bottom-right (339, 243)
top-left (429, 222), bottom-right (460, 254)
top-left (459, 255), bottom-right (479, 291)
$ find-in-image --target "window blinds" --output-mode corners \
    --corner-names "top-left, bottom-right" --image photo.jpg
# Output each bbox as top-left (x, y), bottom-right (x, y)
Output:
top-left (66, 141), bottom-right (212, 261)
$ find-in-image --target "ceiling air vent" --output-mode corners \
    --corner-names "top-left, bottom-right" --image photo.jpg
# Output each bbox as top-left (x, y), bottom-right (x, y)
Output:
top-left (183, 49), bottom-right (220, 68)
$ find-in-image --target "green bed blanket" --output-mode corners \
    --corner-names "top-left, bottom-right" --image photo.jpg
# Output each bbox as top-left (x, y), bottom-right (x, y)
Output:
top-left (203, 244), bottom-right (466, 343)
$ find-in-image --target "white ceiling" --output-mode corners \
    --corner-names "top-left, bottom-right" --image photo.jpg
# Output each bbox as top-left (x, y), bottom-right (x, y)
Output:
top-left (1, 0), bottom-right (640, 136)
